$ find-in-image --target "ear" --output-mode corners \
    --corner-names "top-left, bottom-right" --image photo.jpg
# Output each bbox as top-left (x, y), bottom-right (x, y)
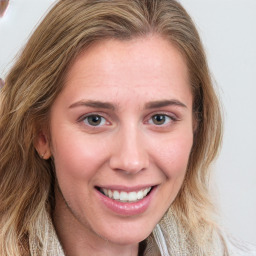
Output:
top-left (34, 130), bottom-right (51, 159)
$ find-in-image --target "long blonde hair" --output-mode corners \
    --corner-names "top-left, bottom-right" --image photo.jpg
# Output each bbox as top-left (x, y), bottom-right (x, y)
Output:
top-left (0, 0), bottom-right (223, 254)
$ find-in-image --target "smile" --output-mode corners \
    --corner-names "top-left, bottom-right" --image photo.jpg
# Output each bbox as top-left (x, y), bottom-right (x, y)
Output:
top-left (99, 187), bottom-right (152, 203)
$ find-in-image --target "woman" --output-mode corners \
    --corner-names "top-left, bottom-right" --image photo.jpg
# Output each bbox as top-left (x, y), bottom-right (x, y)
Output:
top-left (0, 0), bottom-right (253, 255)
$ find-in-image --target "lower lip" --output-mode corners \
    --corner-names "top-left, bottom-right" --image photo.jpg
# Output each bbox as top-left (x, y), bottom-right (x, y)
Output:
top-left (95, 187), bottom-right (156, 216)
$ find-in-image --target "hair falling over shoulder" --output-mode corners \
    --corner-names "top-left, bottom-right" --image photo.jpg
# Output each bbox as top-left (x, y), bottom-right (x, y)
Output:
top-left (0, 0), bottom-right (227, 255)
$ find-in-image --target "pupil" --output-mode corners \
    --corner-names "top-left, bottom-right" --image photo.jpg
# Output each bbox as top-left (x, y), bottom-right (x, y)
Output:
top-left (88, 115), bottom-right (101, 126)
top-left (153, 115), bottom-right (165, 125)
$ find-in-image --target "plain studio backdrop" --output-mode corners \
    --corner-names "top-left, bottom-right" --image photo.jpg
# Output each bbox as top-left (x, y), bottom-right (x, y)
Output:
top-left (0, 0), bottom-right (255, 245)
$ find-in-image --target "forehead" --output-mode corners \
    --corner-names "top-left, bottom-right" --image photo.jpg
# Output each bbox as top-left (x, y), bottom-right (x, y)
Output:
top-left (60, 35), bottom-right (192, 107)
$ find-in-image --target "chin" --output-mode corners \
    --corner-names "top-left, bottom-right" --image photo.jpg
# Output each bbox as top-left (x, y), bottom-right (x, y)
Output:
top-left (96, 220), bottom-right (155, 246)
top-left (103, 231), bottom-right (150, 246)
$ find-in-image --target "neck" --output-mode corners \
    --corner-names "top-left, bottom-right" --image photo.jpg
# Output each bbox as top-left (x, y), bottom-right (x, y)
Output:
top-left (53, 189), bottom-right (139, 256)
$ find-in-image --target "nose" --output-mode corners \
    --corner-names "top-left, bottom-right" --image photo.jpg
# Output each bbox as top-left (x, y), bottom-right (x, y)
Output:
top-left (109, 126), bottom-right (149, 174)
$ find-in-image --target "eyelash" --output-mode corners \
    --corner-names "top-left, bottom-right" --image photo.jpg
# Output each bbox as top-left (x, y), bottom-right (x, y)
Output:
top-left (147, 113), bottom-right (177, 126)
top-left (77, 112), bottom-right (179, 128)
top-left (78, 113), bottom-right (110, 127)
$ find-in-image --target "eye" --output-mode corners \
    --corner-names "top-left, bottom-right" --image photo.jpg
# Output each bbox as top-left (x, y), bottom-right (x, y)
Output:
top-left (149, 114), bottom-right (172, 125)
top-left (83, 115), bottom-right (107, 126)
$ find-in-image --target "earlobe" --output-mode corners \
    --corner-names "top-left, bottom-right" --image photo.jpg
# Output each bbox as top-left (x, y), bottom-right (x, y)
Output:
top-left (34, 131), bottom-right (51, 159)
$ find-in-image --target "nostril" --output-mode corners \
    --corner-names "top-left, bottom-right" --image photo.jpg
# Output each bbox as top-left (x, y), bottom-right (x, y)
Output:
top-left (0, 0), bottom-right (9, 18)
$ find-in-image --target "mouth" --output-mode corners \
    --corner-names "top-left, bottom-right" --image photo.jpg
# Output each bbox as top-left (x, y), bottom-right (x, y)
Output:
top-left (96, 186), bottom-right (153, 203)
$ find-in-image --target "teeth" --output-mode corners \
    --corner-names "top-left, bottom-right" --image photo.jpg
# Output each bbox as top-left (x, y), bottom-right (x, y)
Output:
top-left (100, 187), bottom-right (152, 202)
top-left (120, 191), bottom-right (128, 201)
top-left (128, 191), bottom-right (137, 201)
top-left (113, 190), bottom-right (119, 200)
top-left (103, 188), bottom-right (108, 195)
top-left (137, 190), bottom-right (143, 200)
top-left (108, 190), bottom-right (113, 198)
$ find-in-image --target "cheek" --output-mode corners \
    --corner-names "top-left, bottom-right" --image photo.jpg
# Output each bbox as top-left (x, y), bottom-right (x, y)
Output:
top-left (153, 132), bottom-right (193, 206)
top-left (51, 131), bottom-right (110, 182)
top-left (152, 132), bottom-right (193, 179)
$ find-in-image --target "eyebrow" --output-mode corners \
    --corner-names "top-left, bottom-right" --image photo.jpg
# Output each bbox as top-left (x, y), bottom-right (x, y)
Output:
top-left (69, 100), bottom-right (115, 110)
top-left (69, 99), bottom-right (187, 110)
top-left (145, 99), bottom-right (187, 109)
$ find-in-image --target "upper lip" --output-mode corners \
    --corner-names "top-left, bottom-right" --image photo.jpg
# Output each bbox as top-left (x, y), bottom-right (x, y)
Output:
top-left (95, 184), bottom-right (157, 192)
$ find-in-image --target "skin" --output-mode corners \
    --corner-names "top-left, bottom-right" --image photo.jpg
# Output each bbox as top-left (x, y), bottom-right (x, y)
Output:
top-left (37, 35), bottom-right (194, 256)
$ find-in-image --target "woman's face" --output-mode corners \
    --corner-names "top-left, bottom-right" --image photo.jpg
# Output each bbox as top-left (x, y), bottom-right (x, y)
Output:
top-left (48, 36), bottom-right (194, 246)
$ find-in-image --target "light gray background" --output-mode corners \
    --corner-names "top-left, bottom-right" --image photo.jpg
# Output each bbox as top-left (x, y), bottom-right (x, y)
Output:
top-left (0, 0), bottom-right (255, 245)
